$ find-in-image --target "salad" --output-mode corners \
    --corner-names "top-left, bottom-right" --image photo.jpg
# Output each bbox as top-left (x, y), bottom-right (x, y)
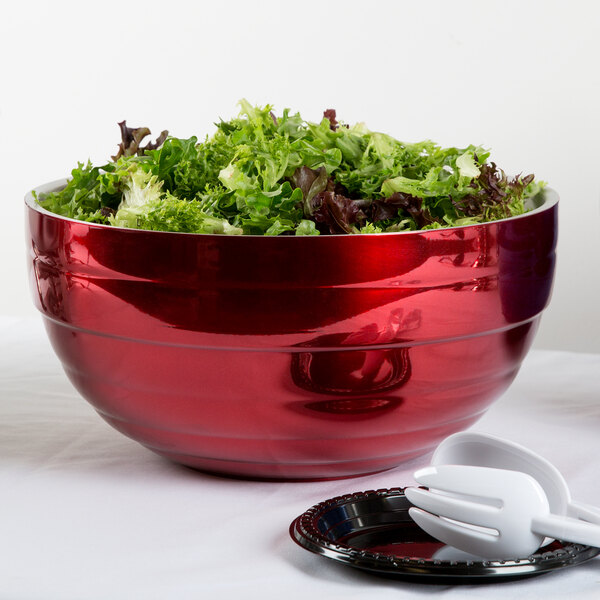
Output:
top-left (36, 100), bottom-right (543, 235)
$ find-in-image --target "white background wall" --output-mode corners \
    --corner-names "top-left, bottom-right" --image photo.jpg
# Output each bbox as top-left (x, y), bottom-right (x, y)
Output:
top-left (2, 0), bottom-right (599, 352)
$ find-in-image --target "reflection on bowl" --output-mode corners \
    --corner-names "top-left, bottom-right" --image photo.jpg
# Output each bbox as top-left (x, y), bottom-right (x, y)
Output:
top-left (293, 397), bottom-right (404, 422)
top-left (26, 180), bottom-right (558, 480)
top-left (291, 337), bottom-right (412, 396)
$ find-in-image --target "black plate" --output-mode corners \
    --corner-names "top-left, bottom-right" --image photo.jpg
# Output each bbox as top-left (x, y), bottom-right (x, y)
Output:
top-left (290, 487), bottom-right (600, 584)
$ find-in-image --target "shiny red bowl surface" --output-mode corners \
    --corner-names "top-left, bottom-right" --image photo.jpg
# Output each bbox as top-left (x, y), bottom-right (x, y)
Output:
top-left (26, 181), bottom-right (558, 480)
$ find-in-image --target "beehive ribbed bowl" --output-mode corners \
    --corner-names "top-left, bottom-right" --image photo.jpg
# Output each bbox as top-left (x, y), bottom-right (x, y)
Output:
top-left (26, 181), bottom-right (558, 480)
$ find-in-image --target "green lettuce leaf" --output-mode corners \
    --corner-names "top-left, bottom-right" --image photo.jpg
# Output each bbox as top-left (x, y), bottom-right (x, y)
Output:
top-left (36, 101), bottom-right (542, 235)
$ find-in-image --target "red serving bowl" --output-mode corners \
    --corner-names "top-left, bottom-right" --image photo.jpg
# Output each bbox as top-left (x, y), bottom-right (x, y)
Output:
top-left (25, 181), bottom-right (558, 480)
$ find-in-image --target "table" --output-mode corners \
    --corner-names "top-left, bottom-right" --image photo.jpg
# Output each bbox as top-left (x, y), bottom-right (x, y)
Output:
top-left (2, 316), bottom-right (599, 599)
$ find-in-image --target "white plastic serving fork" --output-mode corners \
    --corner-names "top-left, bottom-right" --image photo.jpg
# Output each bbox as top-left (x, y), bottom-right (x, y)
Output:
top-left (406, 465), bottom-right (600, 559)
top-left (432, 432), bottom-right (600, 526)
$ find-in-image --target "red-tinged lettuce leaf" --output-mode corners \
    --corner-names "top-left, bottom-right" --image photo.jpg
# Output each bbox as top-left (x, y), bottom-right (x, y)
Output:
top-left (371, 192), bottom-right (440, 229)
top-left (291, 166), bottom-right (329, 215)
top-left (455, 162), bottom-right (535, 218)
top-left (311, 191), bottom-right (368, 234)
top-left (112, 121), bottom-right (169, 161)
top-left (323, 109), bottom-right (339, 131)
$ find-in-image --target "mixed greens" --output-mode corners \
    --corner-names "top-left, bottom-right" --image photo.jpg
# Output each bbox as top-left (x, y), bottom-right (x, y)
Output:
top-left (36, 100), bottom-right (543, 235)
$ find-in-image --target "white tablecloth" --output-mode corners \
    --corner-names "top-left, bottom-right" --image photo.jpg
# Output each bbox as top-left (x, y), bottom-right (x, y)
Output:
top-left (2, 316), bottom-right (599, 599)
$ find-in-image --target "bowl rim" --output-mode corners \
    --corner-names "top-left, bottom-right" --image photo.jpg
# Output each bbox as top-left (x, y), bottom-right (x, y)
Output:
top-left (25, 178), bottom-right (559, 239)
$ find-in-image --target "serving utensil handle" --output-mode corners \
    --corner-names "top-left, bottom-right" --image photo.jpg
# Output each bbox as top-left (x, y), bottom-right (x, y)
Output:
top-left (532, 514), bottom-right (600, 548)
top-left (567, 500), bottom-right (600, 525)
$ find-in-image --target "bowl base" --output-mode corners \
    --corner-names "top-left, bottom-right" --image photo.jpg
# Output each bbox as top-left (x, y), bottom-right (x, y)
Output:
top-left (149, 447), bottom-right (432, 481)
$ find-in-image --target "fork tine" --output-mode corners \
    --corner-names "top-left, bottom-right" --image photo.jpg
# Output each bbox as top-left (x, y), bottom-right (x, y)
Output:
top-left (405, 487), bottom-right (500, 529)
top-left (413, 465), bottom-right (522, 500)
top-left (408, 507), bottom-right (498, 557)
